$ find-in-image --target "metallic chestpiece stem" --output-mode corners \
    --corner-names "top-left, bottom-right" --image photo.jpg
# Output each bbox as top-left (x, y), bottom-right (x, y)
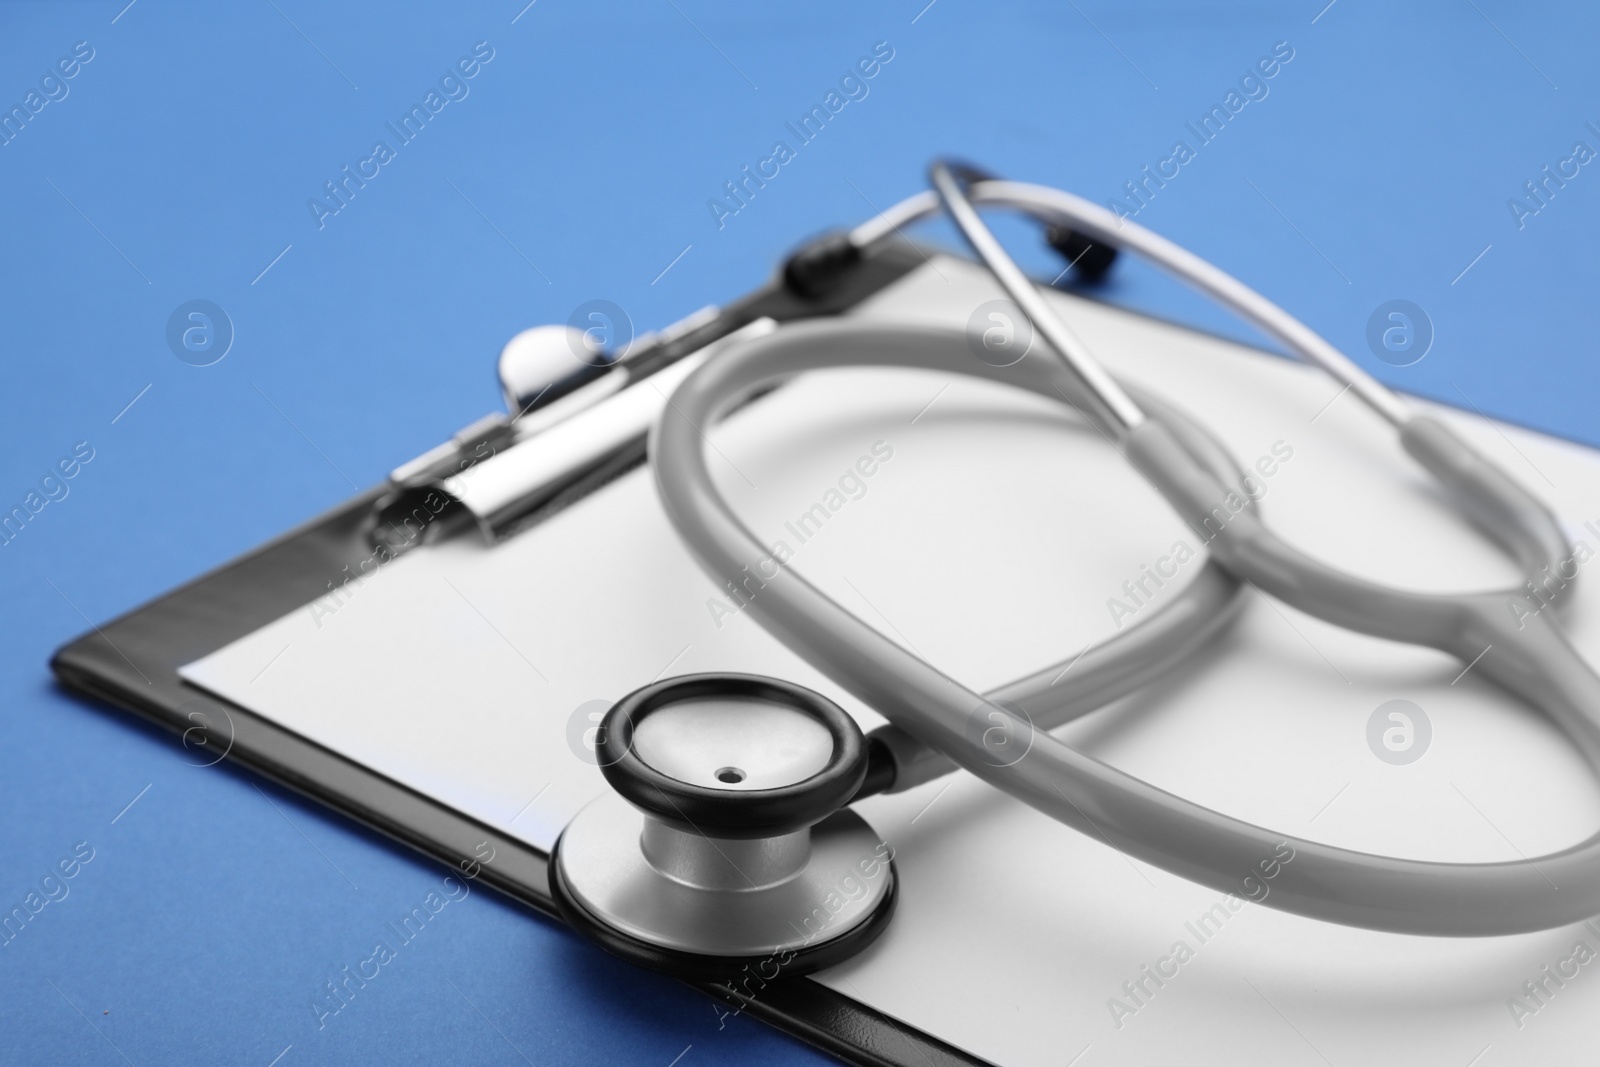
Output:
top-left (640, 820), bottom-right (811, 891)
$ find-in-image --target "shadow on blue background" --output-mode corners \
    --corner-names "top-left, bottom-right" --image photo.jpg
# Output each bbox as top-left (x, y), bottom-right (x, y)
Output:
top-left (2, 1), bottom-right (1596, 1063)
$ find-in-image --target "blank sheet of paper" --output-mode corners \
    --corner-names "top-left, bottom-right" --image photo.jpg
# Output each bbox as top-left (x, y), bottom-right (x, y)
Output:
top-left (183, 258), bottom-right (1600, 1066)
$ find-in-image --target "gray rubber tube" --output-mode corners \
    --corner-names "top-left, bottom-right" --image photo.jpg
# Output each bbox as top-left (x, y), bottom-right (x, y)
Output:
top-left (868, 383), bottom-right (1251, 794)
top-left (653, 318), bottom-right (1600, 936)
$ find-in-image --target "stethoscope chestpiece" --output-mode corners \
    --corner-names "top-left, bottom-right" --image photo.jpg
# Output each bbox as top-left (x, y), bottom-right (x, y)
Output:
top-left (550, 673), bottom-right (897, 982)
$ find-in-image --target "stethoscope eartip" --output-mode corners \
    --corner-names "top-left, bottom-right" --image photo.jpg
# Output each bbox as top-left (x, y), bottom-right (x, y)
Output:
top-left (550, 673), bottom-right (897, 981)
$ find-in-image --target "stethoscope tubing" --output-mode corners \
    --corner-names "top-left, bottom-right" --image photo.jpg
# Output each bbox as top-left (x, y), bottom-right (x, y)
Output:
top-left (654, 319), bottom-right (1600, 936)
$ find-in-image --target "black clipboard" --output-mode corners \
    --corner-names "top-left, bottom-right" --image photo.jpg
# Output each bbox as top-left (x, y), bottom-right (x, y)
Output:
top-left (50, 235), bottom-right (989, 1067)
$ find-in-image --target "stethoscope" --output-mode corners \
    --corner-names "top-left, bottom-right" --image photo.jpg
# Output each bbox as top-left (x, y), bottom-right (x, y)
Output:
top-left (548, 161), bottom-right (1600, 982)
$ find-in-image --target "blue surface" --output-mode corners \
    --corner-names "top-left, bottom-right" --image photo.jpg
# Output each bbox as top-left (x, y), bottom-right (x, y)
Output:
top-left (2, 1), bottom-right (1596, 1063)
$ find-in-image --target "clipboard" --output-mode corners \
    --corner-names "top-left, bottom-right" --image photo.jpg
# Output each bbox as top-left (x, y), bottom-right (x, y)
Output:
top-left (52, 236), bottom-right (1600, 1067)
top-left (50, 235), bottom-right (984, 1067)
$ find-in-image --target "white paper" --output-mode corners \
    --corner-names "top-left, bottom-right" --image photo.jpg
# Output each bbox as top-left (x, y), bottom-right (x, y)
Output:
top-left (183, 258), bottom-right (1600, 1066)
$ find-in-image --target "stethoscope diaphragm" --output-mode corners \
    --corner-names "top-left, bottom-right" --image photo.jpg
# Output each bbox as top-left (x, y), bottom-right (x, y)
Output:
top-left (549, 673), bottom-right (897, 979)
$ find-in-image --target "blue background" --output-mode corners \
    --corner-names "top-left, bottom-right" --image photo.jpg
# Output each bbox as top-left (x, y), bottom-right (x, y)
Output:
top-left (2, 1), bottom-right (1596, 1063)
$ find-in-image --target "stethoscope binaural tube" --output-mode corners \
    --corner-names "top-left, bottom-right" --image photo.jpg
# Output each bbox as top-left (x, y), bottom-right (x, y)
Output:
top-left (652, 173), bottom-right (1600, 934)
top-left (861, 171), bottom-right (1412, 428)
